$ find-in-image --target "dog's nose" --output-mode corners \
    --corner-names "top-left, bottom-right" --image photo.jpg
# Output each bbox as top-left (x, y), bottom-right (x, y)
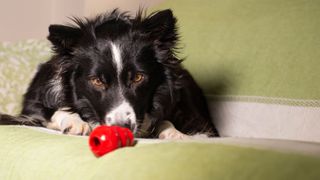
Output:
top-left (111, 120), bottom-right (136, 132)
top-left (117, 121), bottom-right (136, 131)
top-left (123, 122), bottom-right (131, 129)
top-left (105, 112), bottom-right (136, 131)
top-left (104, 100), bottom-right (137, 132)
top-left (106, 112), bottom-right (131, 123)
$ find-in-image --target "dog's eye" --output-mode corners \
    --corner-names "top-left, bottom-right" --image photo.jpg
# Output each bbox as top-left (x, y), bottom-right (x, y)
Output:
top-left (133, 73), bottom-right (144, 83)
top-left (90, 77), bottom-right (106, 89)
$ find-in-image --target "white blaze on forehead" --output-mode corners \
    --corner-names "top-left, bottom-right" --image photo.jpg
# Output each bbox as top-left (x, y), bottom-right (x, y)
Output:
top-left (110, 42), bottom-right (123, 74)
top-left (108, 42), bottom-right (137, 132)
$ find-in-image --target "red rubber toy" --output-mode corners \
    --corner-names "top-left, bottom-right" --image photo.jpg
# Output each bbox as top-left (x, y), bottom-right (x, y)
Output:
top-left (89, 125), bottom-right (134, 157)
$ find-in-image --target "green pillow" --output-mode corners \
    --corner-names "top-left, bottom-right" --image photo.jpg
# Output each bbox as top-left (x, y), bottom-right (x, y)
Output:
top-left (0, 40), bottom-right (51, 115)
top-left (1, 126), bottom-right (320, 180)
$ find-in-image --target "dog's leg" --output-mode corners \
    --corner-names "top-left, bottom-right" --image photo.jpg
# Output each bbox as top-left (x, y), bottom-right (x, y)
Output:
top-left (156, 121), bottom-right (211, 140)
top-left (47, 108), bottom-right (91, 135)
top-left (156, 121), bottom-right (190, 140)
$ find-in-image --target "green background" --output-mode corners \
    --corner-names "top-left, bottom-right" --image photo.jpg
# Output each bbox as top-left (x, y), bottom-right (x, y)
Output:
top-left (155, 0), bottom-right (320, 100)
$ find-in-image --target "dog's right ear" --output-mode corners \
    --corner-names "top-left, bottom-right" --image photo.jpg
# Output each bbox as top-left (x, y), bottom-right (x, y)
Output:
top-left (47, 25), bottom-right (82, 53)
top-left (139, 9), bottom-right (177, 48)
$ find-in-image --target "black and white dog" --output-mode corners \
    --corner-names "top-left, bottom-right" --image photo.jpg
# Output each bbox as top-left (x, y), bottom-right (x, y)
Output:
top-left (0, 9), bottom-right (218, 139)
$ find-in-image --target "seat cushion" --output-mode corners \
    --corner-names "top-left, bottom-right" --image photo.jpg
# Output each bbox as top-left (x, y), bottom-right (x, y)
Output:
top-left (0, 126), bottom-right (320, 179)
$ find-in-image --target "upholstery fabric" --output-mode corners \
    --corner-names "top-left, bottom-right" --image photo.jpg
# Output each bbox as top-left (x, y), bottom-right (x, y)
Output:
top-left (0, 40), bottom-right (51, 115)
top-left (0, 126), bottom-right (319, 180)
top-left (155, 0), bottom-right (320, 101)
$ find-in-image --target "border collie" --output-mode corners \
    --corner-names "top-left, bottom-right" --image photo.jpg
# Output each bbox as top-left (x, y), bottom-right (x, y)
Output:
top-left (0, 9), bottom-right (219, 139)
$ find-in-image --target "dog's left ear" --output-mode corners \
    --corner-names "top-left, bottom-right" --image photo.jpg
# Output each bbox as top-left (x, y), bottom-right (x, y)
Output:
top-left (47, 25), bottom-right (82, 54)
top-left (140, 9), bottom-right (177, 47)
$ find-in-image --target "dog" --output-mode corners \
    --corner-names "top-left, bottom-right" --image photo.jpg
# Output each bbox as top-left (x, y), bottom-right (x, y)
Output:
top-left (0, 9), bottom-right (219, 139)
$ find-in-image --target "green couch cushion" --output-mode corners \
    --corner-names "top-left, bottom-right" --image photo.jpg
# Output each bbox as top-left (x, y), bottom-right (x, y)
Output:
top-left (154, 0), bottom-right (320, 101)
top-left (0, 40), bottom-right (51, 115)
top-left (0, 126), bottom-right (320, 179)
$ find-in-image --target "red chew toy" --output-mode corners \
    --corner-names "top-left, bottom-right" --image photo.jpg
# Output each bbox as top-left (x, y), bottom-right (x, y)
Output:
top-left (89, 125), bottom-right (134, 157)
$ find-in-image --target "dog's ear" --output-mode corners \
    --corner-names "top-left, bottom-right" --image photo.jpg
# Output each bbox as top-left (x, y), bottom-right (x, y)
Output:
top-left (140, 9), bottom-right (178, 47)
top-left (47, 25), bottom-right (82, 53)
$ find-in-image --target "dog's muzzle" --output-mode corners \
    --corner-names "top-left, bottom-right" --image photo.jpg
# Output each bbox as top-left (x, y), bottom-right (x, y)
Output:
top-left (104, 101), bottom-right (137, 132)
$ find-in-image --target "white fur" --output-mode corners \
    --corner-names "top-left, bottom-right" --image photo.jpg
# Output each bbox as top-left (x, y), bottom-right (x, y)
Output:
top-left (106, 43), bottom-right (138, 131)
top-left (110, 42), bottom-right (122, 74)
top-left (105, 100), bottom-right (136, 130)
top-left (48, 80), bottom-right (62, 102)
top-left (156, 121), bottom-right (210, 140)
top-left (47, 108), bottom-right (91, 135)
top-left (47, 68), bottom-right (63, 103)
top-left (157, 121), bottom-right (190, 140)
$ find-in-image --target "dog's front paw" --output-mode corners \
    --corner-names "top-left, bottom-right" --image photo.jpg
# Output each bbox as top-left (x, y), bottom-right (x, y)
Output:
top-left (48, 109), bottom-right (92, 135)
top-left (60, 114), bottom-right (92, 135)
top-left (159, 128), bottom-right (190, 140)
top-left (156, 121), bottom-right (190, 140)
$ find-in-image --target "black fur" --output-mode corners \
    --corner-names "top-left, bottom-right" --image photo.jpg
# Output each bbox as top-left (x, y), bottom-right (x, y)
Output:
top-left (0, 9), bottom-right (219, 137)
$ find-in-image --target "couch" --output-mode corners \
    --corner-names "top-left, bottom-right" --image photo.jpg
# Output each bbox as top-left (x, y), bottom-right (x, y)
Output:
top-left (1, 0), bottom-right (320, 179)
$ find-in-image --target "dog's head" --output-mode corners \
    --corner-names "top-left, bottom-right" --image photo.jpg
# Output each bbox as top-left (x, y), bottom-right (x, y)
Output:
top-left (47, 9), bottom-right (180, 136)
